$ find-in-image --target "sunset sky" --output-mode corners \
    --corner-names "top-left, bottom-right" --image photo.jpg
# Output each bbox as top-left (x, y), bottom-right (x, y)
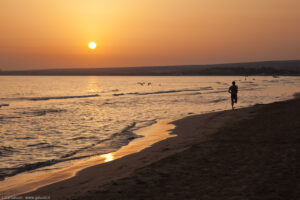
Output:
top-left (0, 0), bottom-right (299, 70)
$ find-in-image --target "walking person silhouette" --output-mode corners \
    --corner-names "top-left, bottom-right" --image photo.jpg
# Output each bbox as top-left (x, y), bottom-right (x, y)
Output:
top-left (228, 81), bottom-right (238, 109)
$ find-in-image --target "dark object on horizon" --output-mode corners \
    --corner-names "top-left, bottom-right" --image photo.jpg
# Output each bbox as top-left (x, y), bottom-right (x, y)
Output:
top-left (1, 60), bottom-right (300, 76)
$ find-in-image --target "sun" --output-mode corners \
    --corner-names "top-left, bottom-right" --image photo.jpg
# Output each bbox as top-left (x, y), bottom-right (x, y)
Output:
top-left (88, 41), bottom-right (97, 50)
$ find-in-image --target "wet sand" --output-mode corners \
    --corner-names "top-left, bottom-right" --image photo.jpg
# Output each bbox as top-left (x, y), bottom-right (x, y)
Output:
top-left (17, 99), bottom-right (300, 199)
top-left (0, 120), bottom-right (175, 197)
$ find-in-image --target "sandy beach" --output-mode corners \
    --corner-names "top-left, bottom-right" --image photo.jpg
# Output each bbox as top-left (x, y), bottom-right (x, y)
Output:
top-left (12, 98), bottom-right (300, 199)
top-left (2, 0), bottom-right (300, 199)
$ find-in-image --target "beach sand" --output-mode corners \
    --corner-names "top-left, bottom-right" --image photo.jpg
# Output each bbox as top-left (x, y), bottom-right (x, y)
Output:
top-left (18, 99), bottom-right (300, 199)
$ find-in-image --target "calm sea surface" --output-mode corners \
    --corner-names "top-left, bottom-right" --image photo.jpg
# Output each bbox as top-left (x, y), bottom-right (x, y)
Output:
top-left (0, 76), bottom-right (299, 180)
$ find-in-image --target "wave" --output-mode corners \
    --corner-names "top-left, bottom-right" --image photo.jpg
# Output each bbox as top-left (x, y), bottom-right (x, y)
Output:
top-left (0, 109), bottom-right (67, 121)
top-left (27, 142), bottom-right (49, 147)
top-left (186, 92), bottom-right (202, 95)
top-left (72, 136), bottom-right (98, 141)
top-left (0, 152), bottom-right (86, 180)
top-left (200, 86), bottom-right (213, 90)
top-left (206, 90), bottom-right (226, 94)
top-left (208, 98), bottom-right (228, 103)
top-left (102, 102), bottom-right (113, 105)
top-left (28, 94), bottom-right (100, 101)
top-left (113, 93), bottom-right (125, 96)
top-left (0, 157), bottom-right (85, 181)
top-left (0, 94), bottom-right (99, 102)
top-left (0, 116), bottom-right (22, 121)
top-left (0, 120), bottom-right (155, 180)
top-left (0, 146), bottom-right (16, 157)
top-left (62, 122), bottom-right (141, 158)
top-left (215, 82), bottom-right (228, 86)
top-left (113, 88), bottom-right (213, 96)
top-left (16, 136), bottom-right (36, 140)
top-left (0, 109), bottom-right (66, 122)
top-left (262, 80), bottom-right (280, 83)
top-left (26, 142), bottom-right (62, 149)
top-left (19, 109), bottom-right (66, 117)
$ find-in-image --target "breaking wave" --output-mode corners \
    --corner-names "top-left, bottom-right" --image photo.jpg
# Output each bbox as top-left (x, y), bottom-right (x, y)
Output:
top-left (28, 94), bottom-right (100, 101)
top-left (113, 88), bottom-right (213, 96)
top-left (18, 109), bottom-right (66, 117)
top-left (0, 121), bottom-right (146, 181)
top-left (0, 146), bottom-right (16, 157)
top-left (0, 94), bottom-right (100, 102)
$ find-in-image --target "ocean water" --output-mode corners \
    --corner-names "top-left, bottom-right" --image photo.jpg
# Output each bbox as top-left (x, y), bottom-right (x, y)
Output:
top-left (0, 76), bottom-right (299, 181)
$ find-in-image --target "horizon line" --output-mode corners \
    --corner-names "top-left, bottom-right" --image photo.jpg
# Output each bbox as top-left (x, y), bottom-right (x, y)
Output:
top-left (1, 59), bottom-right (300, 72)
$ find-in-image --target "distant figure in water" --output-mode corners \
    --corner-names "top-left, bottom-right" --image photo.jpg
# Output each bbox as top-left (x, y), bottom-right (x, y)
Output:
top-left (228, 81), bottom-right (238, 109)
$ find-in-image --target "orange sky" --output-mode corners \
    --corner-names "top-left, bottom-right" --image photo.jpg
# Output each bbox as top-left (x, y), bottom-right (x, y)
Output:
top-left (0, 0), bottom-right (299, 70)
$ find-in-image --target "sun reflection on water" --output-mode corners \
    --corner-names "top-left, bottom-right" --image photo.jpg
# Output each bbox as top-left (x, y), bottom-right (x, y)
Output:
top-left (101, 153), bottom-right (114, 162)
top-left (87, 76), bottom-right (101, 93)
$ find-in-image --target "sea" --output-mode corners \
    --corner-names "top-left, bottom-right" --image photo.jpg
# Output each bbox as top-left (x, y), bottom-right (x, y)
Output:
top-left (0, 76), bottom-right (300, 182)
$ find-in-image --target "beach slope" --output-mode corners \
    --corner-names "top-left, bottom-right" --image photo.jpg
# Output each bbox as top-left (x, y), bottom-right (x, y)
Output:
top-left (23, 99), bottom-right (300, 200)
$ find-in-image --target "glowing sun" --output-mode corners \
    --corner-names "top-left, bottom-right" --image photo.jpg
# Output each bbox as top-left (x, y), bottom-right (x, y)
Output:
top-left (88, 42), bottom-right (97, 50)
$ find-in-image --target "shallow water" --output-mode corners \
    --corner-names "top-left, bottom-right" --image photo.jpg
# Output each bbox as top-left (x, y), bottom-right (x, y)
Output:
top-left (0, 76), bottom-right (299, 181)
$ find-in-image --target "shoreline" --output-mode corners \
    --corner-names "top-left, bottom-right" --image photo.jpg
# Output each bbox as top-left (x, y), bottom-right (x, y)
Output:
top-left (0, 119), bottom-right (175, 198)
top-left (15, 104), bottom-right (249, 199)
top-left (3, 98), bottom-right (300, 199)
